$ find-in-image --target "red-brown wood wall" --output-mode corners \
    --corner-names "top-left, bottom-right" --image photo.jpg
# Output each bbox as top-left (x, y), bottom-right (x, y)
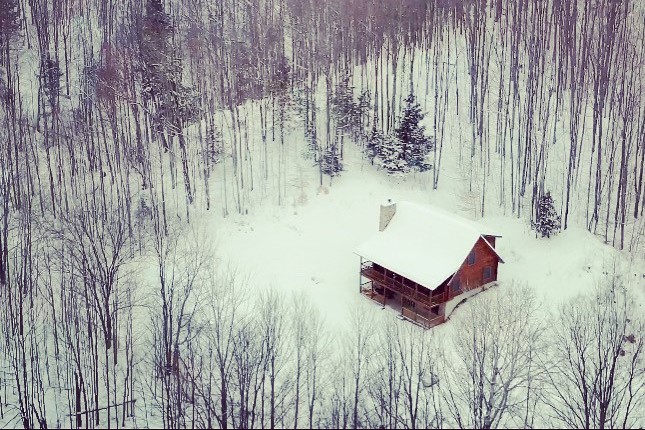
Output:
top-left (449, 237), bottom-right (500, 298)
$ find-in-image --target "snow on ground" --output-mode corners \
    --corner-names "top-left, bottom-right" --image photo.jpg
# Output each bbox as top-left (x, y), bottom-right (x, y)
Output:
top-left (195, 147), bottom-right (645, 336)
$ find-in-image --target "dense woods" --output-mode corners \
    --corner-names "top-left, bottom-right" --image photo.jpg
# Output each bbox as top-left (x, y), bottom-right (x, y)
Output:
top-left (0, 0), bottom-right (644, 428)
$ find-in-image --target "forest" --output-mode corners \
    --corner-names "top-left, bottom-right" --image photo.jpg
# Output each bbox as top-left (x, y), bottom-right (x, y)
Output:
top-left (0, 0), bottom-right (644, 428)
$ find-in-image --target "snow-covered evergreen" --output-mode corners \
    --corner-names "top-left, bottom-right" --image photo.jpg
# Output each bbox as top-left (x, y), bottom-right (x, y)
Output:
top-left (395, 93), bottom-right (433, 172)
top-left (365, 126), bottom-right (383, 165)
top-left (533, 191), bottom-right (562, 238)
top-left (372, 93), bottom-right (434, 174)
top-left (321, 144), bottom-right (343, 176)
top-left (377, 133), bottom-right (409, 174)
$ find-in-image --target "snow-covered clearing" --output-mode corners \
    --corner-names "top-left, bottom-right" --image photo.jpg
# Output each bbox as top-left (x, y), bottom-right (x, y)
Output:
top-left (197, 146), bottom-right (645, 336)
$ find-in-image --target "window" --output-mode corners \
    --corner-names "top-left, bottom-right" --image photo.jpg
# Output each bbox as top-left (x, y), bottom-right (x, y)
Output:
top-left (451, 278), bottom-right (461, 294)
top-left (403, 297), bottom-right (416, 309)
top-left (483, 266), bottom-right (492, 281)
top-left (467, 250), bottom-right (476, 265)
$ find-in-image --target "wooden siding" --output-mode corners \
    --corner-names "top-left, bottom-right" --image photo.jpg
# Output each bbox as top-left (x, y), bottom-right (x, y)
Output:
top-left (449, 237), bottom-right (499, 298)
top-left (360, 236), bottom-right (501, 328)
top-left (483, 235), bottom-right (496, 248)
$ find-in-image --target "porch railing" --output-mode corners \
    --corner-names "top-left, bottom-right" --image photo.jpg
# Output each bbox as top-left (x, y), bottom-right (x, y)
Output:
top-left (360, 261), bottom-right (448, 306)
top-left (402, 307), bottom-right (444, 329)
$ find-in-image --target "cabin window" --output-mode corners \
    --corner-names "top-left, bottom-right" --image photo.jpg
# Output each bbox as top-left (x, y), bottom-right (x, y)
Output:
top-left (403, 297), bottom-right (416, 309)
top-left (467, 251), bottom-right (476, 265)
top-left (483, 266), bottom-right (492, 281)
top-left (451, 279), bottom-right (461, 294)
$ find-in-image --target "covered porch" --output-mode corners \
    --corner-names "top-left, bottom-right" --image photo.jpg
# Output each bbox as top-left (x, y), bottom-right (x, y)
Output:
top-left (360, 260), bottom-right (447, 328)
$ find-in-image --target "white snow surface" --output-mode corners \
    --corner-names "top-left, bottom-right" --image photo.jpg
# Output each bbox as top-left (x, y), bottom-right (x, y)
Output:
top-left (200, 150), bottom-right (644, 335)
top-left (354, 201), bottom-right (501, 290)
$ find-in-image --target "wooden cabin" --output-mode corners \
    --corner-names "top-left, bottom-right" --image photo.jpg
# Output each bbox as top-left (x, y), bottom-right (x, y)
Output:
top-left (355, 201), bottom-right (504, 328)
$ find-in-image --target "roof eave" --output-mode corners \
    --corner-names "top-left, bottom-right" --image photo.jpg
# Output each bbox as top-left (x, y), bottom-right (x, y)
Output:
top-left (481, 235), bottom-right (505, 264)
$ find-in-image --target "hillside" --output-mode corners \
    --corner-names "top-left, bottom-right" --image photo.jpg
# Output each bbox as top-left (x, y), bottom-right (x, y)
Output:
top-left (0, 0), bottom-right (644, 429)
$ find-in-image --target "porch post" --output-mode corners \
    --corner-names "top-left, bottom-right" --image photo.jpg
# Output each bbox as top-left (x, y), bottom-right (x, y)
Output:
top-left (359, 257), bottom-right (363, 293)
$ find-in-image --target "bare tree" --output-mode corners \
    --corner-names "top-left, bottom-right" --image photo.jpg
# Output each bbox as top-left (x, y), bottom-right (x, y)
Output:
top-left (347, 302), bottom-right (376, 429)
top-left (440, 285), bottom-right (546, 429)
top-left (368, 318), bottom-right (442, 429)
top-left (204, 266), bottom-right (250, 429)
top-left (395, 322), bottom-right (441, 429)
top-left (543, 274), bottom-right (645, 429)
top-left (230, 314), bottom-right (265, 429)
top-left (367, 320), bottom-right (403, 429)
top-left (58, 206), bottom-right (130, 353)
top-left (150, 222), bottom-right (210, 429)
top-left (290, 292), bottom-right (329, 429)
top-left (257, 289), bottom-right (288, 429)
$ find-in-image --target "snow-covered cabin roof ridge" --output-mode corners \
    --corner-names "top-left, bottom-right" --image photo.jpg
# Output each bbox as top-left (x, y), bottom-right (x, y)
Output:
top-left (396, 201), bottom-right (502, 237)
top-left (354, 201), bottom-right (502, 290)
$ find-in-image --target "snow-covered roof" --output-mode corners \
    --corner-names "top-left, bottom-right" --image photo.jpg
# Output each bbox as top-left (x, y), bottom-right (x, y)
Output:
top-left (355, 201), bottom-right (502, 290)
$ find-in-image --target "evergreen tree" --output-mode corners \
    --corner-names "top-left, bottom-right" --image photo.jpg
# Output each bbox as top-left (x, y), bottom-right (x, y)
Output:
top-left (139, 0), bottom-right (199, 144)
top-left (0, 0), bottom-right (20, 49)
top-left (365, 126), bottom-right (383, 165)
top-left (304, 121), bottom-right (318, 161)
top-left (321, 144), bottom-right (343, 177)
top-left (332, 75), bottom-right (372, 143)
top-left (41, 54), bottom-right (62, 110)
top-left (377, 133), bottom-right (409, 174)
top-left (533, 191), bottom-right (562, 238)
top-left (396, 93), bottom-right (433, 171)
top-left (357, 90), bottom-right (371, 133)
top-left (331, 75), bottom-right (356, 133)
top-left (205, 126), bottom-right (223, 167)
top-left (140, 0), bottom-right (174, 101)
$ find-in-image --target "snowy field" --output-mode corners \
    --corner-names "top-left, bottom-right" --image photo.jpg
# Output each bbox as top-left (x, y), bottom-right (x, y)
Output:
top-left (197, 145), bottom-right (645, 337)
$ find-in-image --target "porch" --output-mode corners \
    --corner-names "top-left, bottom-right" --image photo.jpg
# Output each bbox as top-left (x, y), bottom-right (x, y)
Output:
top-left (360, 260), bottom-right (446, 329)
top-left (360, 260), bottom-right (450, 307)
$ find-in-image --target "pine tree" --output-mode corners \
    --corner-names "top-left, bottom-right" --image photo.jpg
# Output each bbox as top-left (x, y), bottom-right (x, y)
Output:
top-left (377, 133), bottom-right (409, 174)
top-left (365, 126), bottom-right (383, 165)
top-left (357, 90), bottom-right (371, 133)
top-left (140, 0), bottom-right (174, 101)
top-left (41, 54), bottom-right (62, 109)
top-left (0, 0), bottom-right (20, 48)
top-left (331, 75), bottom-right (356, 133)
top-left (140, 0), bottom-right (199, 141)
top-left (304, 121), bottom-right (318, 161)
top-left (533, 191), bottom-right (562, 238)
top-left (205, 126), bottom-right (223, 167)
top-left (332, 76), bottom-right (372, 143)
top-left (321, 144), bottom-right (343, 177)
top-left (396, 93), bottom-right (433, 171)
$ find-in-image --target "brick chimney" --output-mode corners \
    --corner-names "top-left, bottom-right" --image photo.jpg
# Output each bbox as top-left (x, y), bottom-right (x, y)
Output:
top-left (379, 199), bottom-right (396, 231)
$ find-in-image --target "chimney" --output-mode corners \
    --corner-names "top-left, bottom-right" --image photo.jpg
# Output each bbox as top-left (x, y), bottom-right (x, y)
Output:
top-left (379, 199), bottom-right (396, 231)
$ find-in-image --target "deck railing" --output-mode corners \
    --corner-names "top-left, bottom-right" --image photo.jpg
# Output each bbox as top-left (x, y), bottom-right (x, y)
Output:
top-left (362, 289), bottom-right (444, 329)
top-left (402, 307), bottom-right (444, 329)
top-left (360, 262), bottom-right (448, 306)
top-left (361, 288), bottom-right (385, 304)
